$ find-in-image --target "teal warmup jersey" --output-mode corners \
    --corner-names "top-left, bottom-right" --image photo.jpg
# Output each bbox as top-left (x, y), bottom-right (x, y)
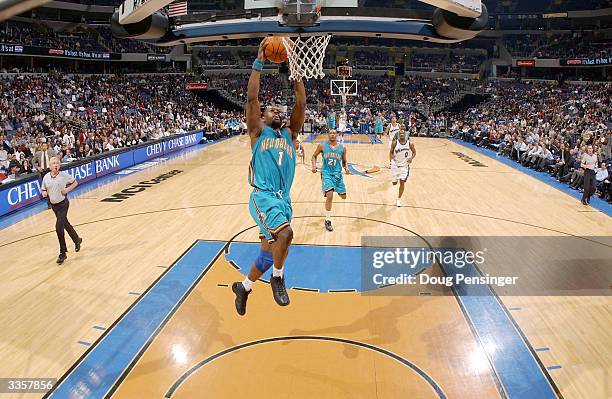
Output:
top-left (321, 141), bottom-right (346, 195)
top-left (375, 118), bottom-right (384, 133)
top-left (328, 113), bottom-right (336, 129)
top-left (249, 126), bottom-right (295, 194)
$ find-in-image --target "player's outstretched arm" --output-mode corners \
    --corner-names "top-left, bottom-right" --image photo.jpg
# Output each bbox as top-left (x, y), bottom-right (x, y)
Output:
top-left (289, 78), bottom-right (306, 146)
top-left (247, 39), bottom-right (266, 147)
top-left (311, 144), bottom-right (323, 173)
top-left (343, 147), bottom-right (350, 174)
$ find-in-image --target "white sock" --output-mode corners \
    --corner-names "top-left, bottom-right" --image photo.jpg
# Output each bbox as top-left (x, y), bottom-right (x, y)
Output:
top-left (242, 277), bottom-right (254, 292)
top-left (272, 266), bottom-right (283, 278)
top-left (325, 211), bottom-right (332, 221)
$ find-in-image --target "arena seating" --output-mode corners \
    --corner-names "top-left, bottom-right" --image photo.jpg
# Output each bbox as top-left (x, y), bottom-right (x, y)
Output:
top-left (450, 80), bottom-right (612, 201)
top-left (0, 74), bottom-right (244, 181)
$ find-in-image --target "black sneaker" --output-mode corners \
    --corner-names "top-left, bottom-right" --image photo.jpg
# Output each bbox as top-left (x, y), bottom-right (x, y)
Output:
top-left (270, 275), bottom-right (290, 306)
top-left (56, 253), bottom-right (67, 265)
top-left (75, 237), bottom-right (83, 252)
top-left (325, 220), bottom-right (333, 232)
top-left (232, 282), bottom-right (251, 316)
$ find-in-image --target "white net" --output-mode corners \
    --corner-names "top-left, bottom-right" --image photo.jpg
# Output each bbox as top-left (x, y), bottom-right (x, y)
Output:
top-left (282, 35), bottom-right (332, 81)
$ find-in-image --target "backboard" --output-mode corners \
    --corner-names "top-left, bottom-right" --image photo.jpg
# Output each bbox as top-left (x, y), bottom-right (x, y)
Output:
top-left (330, 80), bottom-right (357, 97)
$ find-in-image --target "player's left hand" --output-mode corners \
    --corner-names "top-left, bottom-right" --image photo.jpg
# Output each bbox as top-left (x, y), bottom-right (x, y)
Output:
top-left (345, 168), bottom-right (351, 175)
top-left (257, 38), bottom-right (267, 61)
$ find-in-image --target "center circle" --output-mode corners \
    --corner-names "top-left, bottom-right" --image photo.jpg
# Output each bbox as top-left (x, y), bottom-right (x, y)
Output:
top-left (166, 336), bottom-right (446, 399)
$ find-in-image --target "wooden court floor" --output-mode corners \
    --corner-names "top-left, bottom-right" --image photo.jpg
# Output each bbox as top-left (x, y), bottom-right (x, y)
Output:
top-left (0, 136), bottom-right (609, 399)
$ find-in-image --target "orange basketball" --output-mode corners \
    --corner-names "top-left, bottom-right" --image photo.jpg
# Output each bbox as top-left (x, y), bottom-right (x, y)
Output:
top-left (263, 36), bottom-right (288, 64)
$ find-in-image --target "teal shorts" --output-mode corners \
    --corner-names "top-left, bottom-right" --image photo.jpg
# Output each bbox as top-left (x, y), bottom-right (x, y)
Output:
top-left (249, 189), bottom-right (293, 243)
top-left (322, 172), bottom-right (346, 196)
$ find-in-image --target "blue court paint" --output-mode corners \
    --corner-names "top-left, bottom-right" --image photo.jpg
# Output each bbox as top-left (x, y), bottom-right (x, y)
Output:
top-left (451, 139), bottom-right (612, 217)
top-left (440, 256), bottom-right (557, 399)
top-left (347, 163), bottom-right (374, 179)
top-left (77, 341), bottom-right (92, 347)
top-left (535, 348), bottom-right (550, 352)
top-left (226, 242), bottom-right (362, 292)
top-left (0, 137), bottom-right (233, 230)
top-left (547, 365), bottom-right (562, 370)
top-left (225, 242), bottom-right (425, 293)
top-left (93, 326), bottom-right (107, 331)
top-left (47, 240), bottom-right (225, 399)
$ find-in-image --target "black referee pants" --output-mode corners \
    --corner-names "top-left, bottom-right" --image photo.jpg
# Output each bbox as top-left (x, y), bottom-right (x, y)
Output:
top-left (582, 169), bottom-right (596, 203)
top-left (51, 199), bottom-right (79, 254)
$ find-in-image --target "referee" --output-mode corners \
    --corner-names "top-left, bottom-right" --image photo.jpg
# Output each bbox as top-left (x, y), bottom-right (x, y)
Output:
top-left (581, 145), bottom-right (598, 206)
top-left (41, 157), bottom-right (83, 264)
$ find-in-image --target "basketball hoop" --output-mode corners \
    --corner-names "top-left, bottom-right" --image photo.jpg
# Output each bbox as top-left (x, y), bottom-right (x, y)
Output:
top-left (282, 34), bottom-right (331, 81)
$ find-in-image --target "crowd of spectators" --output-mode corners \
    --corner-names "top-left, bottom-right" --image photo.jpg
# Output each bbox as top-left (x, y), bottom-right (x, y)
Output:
top-left (0, 21), bottom-right (168, 54)
top-left (408, 53), bottom-right (447, 71)
top-left (197, 49), bottom-right (241, 67)
top-left (448, 53), bottom-right (486, 73)
top-left (0, 73), bottom-right (245, 183)
top-left (503, 33), bottom-right (611, 59)
top-left (397, 76), bottom-right (478, 111)
top-left (353, 50), bottom-right (391, 69)
top-left (450, 80), bottom-right (612, 203)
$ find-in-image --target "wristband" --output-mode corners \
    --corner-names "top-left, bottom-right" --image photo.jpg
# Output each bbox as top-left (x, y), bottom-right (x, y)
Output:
top-left (252, 59), bottom-right (264, 71)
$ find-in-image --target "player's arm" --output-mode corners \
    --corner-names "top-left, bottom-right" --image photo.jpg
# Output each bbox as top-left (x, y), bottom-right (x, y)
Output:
top-left (389, 139), bottom-right (397, 162)
top-left (384, 124), bottom-right (390, 136)
top-left (246, 39), bottom-right (267, 147)
top-left (311, 144), bottom-right (323, 173)
top-left (409, 142), bottom-right (417, 163)
top-left (289, 79), bottom-right (306, 147)
top-left (342, 146), bottom-right (350, 174)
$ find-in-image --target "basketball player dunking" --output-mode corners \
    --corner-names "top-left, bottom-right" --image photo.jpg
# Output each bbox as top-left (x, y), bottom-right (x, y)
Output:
top-left (311, 128), bottom-right (350, 231)
top-left (389, 124), bottom-right (416, 207)
top-left (232, 38), bottom-right (306, 315)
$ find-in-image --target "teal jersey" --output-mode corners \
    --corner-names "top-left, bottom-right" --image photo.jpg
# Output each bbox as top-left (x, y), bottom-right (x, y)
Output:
top-left (322, 141), bottom-right (344, 175)
top-left (328, 112), bottom-right (336, 128)
top-left (375, 118), bottom-right (384, 129)
top-left (249, 125), bottom-right (296, 194)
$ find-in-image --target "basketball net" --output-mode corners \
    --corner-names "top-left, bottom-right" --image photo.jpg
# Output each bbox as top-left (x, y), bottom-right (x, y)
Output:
top-left (282, 34), bottom-right (331, 81)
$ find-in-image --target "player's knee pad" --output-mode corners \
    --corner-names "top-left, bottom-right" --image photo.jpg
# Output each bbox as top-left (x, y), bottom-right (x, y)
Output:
top-left (255, 250), bottom-right (274, 273)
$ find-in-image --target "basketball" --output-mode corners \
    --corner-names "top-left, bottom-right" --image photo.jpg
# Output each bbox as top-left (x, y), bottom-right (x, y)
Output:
top-left (263, 36), bottom-right (288, 64)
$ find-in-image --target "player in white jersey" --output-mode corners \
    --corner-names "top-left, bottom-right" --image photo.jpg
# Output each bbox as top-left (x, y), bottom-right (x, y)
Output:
top-left (337, 110), bottom-right (347, 141)
top-left (296, 137), bottom-right (305, 164)
top-left (389, 124), bottom-right (416, 207)
top-left (385, 116), bottom-right (401, 149)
